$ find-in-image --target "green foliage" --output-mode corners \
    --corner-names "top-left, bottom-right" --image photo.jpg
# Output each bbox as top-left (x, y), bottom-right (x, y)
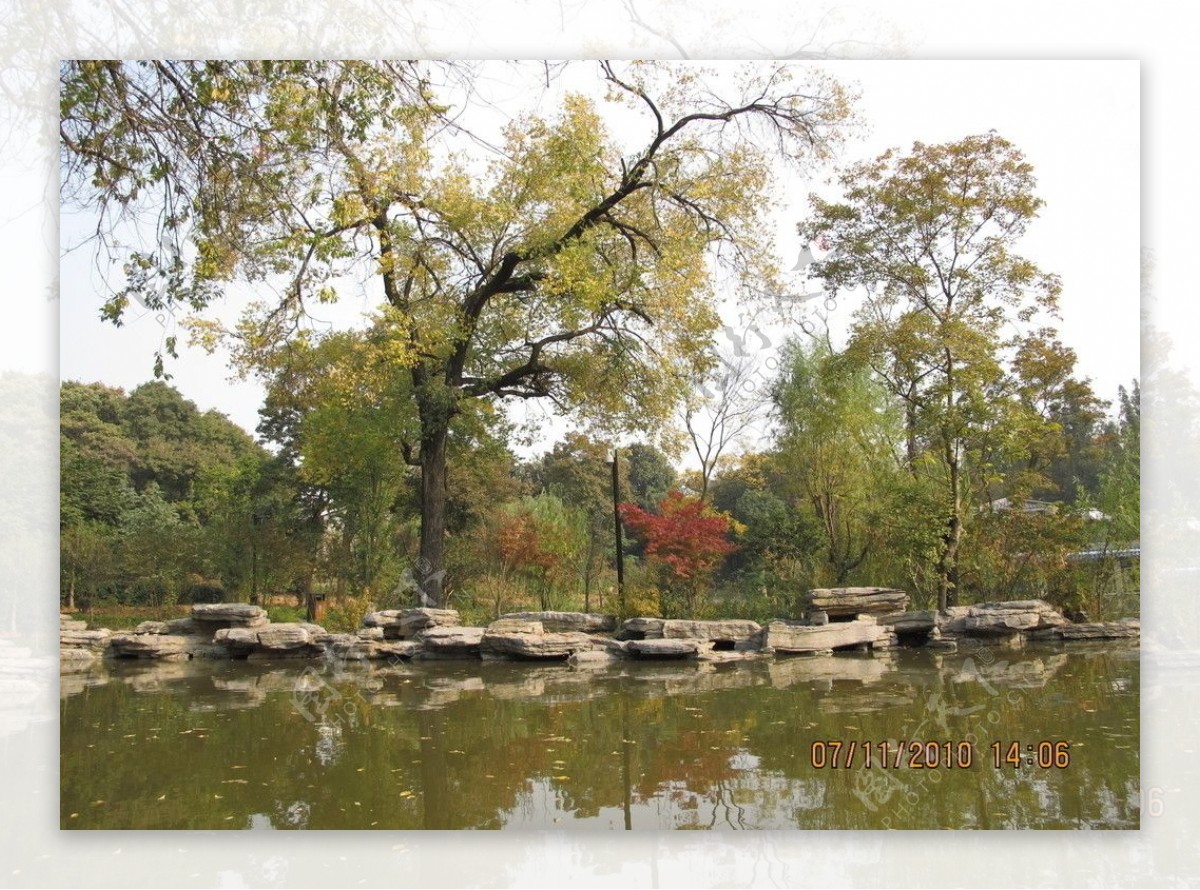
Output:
top-left (772, 338), bottom-right (903, 585)
top-left (59, 380), bottom-right (308, 609)
top-left (624, 443), bottom-right (678, 511)
top-left (321, 592), bottom-right (376, 634)
top-left (266, 605), bottom-right (306, 624)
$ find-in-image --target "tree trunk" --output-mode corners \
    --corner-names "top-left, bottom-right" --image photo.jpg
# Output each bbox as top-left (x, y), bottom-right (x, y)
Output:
top-left (418, 414), bottom-right (450, 607)
top-left (937, 443), bottom-right (963, 610)
top-left (905, 398), bottom-right (919, 473)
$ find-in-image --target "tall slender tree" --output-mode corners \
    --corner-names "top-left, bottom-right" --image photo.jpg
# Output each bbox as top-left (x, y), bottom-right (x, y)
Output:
top-left (802, 133), bottom-right (1061, 609)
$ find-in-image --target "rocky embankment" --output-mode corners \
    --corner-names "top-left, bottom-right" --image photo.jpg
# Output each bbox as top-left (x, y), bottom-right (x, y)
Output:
top-left (60, 589), bottom-right (1139, 668)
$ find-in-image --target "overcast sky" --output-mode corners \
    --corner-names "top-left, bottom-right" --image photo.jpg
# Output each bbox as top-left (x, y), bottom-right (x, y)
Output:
top-left (59, 60), bottom-right (1140, 457)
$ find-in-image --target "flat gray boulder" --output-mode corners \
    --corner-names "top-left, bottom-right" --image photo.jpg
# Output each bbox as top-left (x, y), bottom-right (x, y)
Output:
top-left (213, 627), bottom-right (260, 649)
top-left (879, 610), bottom-right (938, 634)
top-left (191, 603), bottom-right (268, 627)
top-left (255, 623), bottom-right (312, 650)
top-left (1031, 618), bottom-right (1140, 641)
top-left (364, 607), bottom-right (461, 638)
top-left (499, 611), bottom-right (617, 633)
top-left (764, 616), bottom-right (891, 653)
top-left (960, 600), bottom-right (1069, 636)
top-left (620, 617), bottom-right (665, 639)
top-left (416, 626), bottom-right (484, 658)
top-left (626, 638), bottom-right (703, 659)
top-left (110, 632), bottom-right (207, 660)
top-left (661, 619), bottom-right (761, 643)
top-left (486, 618), bottom-right (544, 634)
top-left (60, 627), bottom-right (112, 653)
top-left (804, 587), bottom-right (909, 619)
top-left (482, 630), bottom-right (593, 659)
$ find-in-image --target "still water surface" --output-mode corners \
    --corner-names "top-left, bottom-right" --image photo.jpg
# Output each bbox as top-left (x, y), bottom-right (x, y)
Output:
top-left (60, 643), bottom-right (1138, 829)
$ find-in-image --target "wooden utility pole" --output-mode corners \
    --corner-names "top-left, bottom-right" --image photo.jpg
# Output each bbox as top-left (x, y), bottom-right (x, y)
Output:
top-left (612, 449), bottom-right (625, 610)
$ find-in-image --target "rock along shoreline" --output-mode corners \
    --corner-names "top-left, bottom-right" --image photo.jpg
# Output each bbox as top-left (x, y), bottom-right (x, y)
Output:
top-left (60, 587), bottom-right (1139, 671)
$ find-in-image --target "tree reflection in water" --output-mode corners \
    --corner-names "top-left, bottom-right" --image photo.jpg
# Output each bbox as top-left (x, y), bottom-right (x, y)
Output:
top-left (60, 646), bottom-right (1139, 829)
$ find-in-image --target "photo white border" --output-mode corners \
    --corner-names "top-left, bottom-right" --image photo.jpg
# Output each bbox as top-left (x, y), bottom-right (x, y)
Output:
top-left (3, 2), bottom-right (1194, 885)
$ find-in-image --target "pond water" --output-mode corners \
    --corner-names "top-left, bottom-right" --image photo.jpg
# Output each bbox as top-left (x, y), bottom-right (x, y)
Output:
top-left (60, 643), bottom-right (1139, 830)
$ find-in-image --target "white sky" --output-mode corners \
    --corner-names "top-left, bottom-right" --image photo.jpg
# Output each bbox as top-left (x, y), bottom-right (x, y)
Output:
top-left (58, 60), bottom-right (1140, 459)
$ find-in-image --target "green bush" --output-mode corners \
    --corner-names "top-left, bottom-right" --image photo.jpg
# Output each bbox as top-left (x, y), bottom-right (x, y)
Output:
top-left (267, 605), bottom-right (306, 624)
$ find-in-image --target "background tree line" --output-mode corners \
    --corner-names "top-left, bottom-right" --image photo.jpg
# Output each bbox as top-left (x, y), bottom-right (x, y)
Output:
top-left (61, 358), bottom-right (1138, 626)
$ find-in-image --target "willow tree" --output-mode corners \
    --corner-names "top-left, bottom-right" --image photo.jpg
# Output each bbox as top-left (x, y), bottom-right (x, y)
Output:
top-left (61, 60), bottom-right (853, 604)
top-left (801, 132), bottom-right (1061, 610)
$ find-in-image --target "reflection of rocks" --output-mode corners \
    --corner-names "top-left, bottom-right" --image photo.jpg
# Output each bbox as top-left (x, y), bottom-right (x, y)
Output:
top-left (59, 666), bottom-right (110, 695)
top-left (764, 616), bottom-right (895, 654)
top-left (949, 653), bottom-right (1070, 689)
top-left (567, 649), bottom-right (623, 667)
top-left (499, 611), bottom-right (617, 633)
top-left (803, 587), bottom-right (909, 619)
top-left (696, 649), bottom-right (770, 664)
top-left (766, 653), bottom-right (892, 687)
top-left (631, 663), bottom-right (765, 696)
top-left (326, 637), bottom-right (422, 661)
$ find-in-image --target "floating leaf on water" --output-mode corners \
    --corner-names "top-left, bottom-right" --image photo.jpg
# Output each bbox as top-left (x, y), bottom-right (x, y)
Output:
top-left (157, 794), bottom-right (167, 801)
top-left (69, 813), bottom-right (78, 818)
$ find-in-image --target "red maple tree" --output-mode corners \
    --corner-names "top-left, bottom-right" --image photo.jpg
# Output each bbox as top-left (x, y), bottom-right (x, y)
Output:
top-left (619, 492), bottom-right (737, 615)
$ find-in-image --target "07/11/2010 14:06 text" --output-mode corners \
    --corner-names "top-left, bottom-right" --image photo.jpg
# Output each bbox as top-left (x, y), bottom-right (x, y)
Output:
top-left (809, 740), bottom-right (1073, 770)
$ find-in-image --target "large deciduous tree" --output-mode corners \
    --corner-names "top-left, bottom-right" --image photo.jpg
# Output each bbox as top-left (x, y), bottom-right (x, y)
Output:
top-left (61, 60), bottom-right (853, 604)
top-left (801, 132), bottom-right (1062, 610)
